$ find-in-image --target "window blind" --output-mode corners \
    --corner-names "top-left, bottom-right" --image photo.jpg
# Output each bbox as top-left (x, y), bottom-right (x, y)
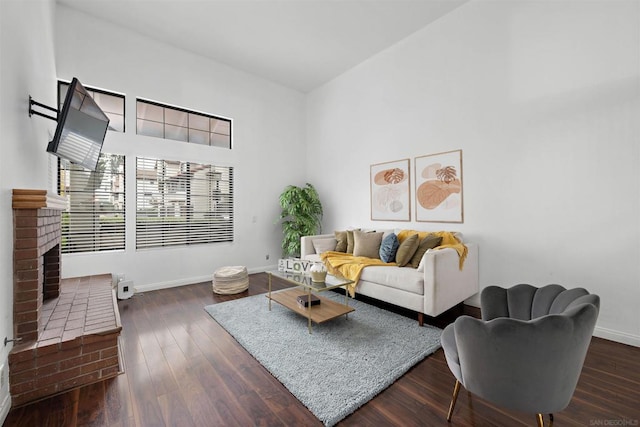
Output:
top-left (136, 157), bottom-right (234, 249)
top-left (59, 154), bottom-right (126, 254)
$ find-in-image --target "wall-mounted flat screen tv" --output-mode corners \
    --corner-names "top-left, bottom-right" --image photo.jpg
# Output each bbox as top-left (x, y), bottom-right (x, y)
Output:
top-left (46, 77), bottom-right (110, 171)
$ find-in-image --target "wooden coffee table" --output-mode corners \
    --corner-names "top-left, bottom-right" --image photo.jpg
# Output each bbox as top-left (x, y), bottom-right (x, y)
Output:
top-left (267, 269), bottom-right (355, 334)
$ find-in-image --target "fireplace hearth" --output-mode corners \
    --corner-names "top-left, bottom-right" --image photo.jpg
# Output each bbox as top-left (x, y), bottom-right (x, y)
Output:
top-left (10, 189), bottom-right (122, 407)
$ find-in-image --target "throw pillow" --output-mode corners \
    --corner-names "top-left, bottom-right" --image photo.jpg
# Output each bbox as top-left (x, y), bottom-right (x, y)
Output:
top-left (379, 233), bottom-right (399, 263)
top-left (313, 237), bottom-right (337, 254)
top-left (334, 231), bottom-right (348, 252)
top-left (395, 234), bottom-right (419, 267)
top-left (346, 229), bottom-right (360, 254)
top-left (353, 231), bottom-right (383, 259)
top-left (410, 234), bottom-right (443, 268)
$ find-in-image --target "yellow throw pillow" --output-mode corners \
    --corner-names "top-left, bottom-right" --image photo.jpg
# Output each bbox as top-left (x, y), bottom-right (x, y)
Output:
top-left (353, 231), bottom-right (384, 259)
top-left (410, 234), bottom-right (443, 268)
top-left (395, 234), bottom-right (419, 267)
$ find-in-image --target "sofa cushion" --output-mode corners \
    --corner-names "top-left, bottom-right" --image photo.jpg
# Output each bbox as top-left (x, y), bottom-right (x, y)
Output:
top-left (396, 234), bottom-right (419, 267)
top-left (313, 237), bottom-right (337, 254)
top-left (353, 231), bottom-right (383, 259)
top-left (379, 233), bottom-right (399, 263)
top-left (359, 266), bottom-right (424, 294)
top-left (334, 231), bottom-right (348, 252)
top-left (410, 234), bottom-right (443, 268)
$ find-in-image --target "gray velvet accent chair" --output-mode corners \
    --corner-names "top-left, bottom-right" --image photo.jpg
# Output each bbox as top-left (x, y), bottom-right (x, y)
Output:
top-left (441, 284), bottom-right (600, 427)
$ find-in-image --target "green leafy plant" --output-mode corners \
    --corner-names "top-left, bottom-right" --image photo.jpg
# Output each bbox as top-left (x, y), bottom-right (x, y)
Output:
top-left (278, 183), bottom-right (323, 257)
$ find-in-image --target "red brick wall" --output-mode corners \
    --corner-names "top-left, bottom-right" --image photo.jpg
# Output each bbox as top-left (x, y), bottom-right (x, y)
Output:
top-left (8, 332), bottom-right (120, 407)
top-left (13, 208), bottom-right (62, 342)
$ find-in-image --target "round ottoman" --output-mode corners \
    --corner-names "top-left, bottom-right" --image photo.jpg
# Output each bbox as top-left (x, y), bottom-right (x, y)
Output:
top-left (212, 265), bottom-right (249, 295)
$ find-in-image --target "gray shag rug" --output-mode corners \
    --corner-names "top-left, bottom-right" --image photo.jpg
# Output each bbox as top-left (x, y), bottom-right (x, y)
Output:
top-left (204, 291), bottom-right (442, 426)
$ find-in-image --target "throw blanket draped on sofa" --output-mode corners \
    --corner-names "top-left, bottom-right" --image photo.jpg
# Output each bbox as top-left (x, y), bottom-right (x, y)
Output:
top-left (320, 252), bottom-right (392, 297)
top-left (321, 231), bottom-right (467, 297)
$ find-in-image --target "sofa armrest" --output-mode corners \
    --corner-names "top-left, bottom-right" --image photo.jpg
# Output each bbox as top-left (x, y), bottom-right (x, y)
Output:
top-left (422, 242), bottom-right (479, 316)
top-left (300, 234), bottom-right (334, 260)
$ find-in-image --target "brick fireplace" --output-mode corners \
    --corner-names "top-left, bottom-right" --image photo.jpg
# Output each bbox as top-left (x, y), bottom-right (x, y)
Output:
top-left (9, 189), bottom-right (122, 407)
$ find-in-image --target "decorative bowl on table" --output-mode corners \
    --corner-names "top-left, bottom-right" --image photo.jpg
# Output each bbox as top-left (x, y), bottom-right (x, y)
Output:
top-left (310, 263), bottom-right (327, 282)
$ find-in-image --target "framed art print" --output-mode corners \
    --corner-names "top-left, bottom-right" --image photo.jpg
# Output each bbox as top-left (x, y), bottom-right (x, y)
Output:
top-left (415, 149), bottom-right (463, 223)
top-left (370, 159), bottom-right (410, 221)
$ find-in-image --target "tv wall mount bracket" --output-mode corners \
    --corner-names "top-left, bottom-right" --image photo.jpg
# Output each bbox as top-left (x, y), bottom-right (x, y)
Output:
top-left (29, 96), bottom-right (58, 122)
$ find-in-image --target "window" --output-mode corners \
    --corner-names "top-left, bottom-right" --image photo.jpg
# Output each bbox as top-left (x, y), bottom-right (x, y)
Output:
top-left (136, 99), bottom-right (231, 149)
top-left (59, 153), bottom-right (126, 254)
top-left (58, 81), bottom-right (125, 132)
top-left (136, 157), bottom-right (233, 249)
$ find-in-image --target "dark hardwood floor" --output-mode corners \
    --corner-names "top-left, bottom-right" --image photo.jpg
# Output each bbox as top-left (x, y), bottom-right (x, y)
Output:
top-left (5, 273), bottom-right (640, 426)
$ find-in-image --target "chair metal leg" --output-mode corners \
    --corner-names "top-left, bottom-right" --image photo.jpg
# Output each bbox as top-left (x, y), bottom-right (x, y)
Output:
top-left (536, 413), bottom-right (544, 427)
top-left (446, 380), bottom-right (461, 422)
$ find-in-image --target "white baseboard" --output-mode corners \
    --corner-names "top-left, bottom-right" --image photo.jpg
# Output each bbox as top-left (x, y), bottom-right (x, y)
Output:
top-left (0, 361), bottom-right (10, 426)
top-left (133, 266), bottom-right (277, 294)
top-left (132, 273), bottom-right (640, 349)
top-left (248, 264), bottom-right (277, 274)
top-left (594, 326), bottom-right (640, 347)
top-left (134, 275), bottom-right (213, 293)
top-left (0, 394), bottom-right (10, 426)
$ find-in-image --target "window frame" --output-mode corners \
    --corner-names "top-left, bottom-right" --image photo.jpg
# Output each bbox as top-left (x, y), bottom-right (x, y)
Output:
top-left (58, 80), bottom-right (126, 133)
top-left (135, 156), bottom-right (234, 250)
top-left (136, 98), bottom-right (232, 149)
top-left (58, 153), bottom-right (126, 254)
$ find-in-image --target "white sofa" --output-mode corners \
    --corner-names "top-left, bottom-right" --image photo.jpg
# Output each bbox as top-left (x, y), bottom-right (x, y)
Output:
top-left (300, 230), bottom-right (479, 324)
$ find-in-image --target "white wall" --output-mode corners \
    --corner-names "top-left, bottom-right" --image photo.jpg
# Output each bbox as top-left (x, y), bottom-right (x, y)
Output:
top-left (54, 5), bottom-right (307, 291)
top-left (0, 0), bottom-right (58, 420)
top-left (306, 0), bottom-right (640, 345)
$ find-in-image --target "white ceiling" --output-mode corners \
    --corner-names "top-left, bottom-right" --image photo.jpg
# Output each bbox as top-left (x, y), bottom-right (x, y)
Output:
top-left (57, 0), bottom-right (468, 93)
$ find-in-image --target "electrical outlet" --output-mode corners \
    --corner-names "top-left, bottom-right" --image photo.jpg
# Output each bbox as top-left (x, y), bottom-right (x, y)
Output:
top-left (265, 254), bottom-right (270, 260)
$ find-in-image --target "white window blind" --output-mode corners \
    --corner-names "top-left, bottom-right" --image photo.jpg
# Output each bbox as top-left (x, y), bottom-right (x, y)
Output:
top-left (136, 157), bottom-right (234, 249)
top-left (59, 153), bottom-right (126, 253)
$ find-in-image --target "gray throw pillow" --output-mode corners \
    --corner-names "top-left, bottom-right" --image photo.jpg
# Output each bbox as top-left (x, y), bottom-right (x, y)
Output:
top-left (313, 237), bottom-right (337, 254)
top-left (353, 231), bottom-right (383, 259)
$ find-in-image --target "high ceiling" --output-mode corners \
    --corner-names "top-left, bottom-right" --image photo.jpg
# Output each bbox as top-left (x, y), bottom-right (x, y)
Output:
top-left (57, 0), bottom-right (468, 93)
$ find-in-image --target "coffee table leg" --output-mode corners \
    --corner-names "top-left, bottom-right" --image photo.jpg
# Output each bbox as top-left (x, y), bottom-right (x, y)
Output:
top-left (268, 273), bottom-right (272, 311)
top-left (345, 287), bottom-right (349, 320)
top-left (307, 289), bottom-right (312, 334)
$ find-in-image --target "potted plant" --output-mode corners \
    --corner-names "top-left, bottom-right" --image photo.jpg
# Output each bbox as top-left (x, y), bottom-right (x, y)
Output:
top-left (278, 183), bottom-right (323, 257)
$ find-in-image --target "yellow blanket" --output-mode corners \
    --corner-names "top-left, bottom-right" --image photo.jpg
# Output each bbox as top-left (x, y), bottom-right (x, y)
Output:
top-left (396, 230), bottom-right (468, 270)
top-left (320, 251), bottom-right (393, 297)
top-left (320, 230), bottom-right (467, 297)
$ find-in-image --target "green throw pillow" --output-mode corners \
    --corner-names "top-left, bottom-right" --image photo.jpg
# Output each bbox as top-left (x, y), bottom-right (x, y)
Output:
top-left (334, 231), bottom-right (348, 253)
top-left (395, 234), bottom-right (419, 267)
top-left (346, 229), bottom-right (360, 254)
top-left (410, 234), bottom-right (443, 268)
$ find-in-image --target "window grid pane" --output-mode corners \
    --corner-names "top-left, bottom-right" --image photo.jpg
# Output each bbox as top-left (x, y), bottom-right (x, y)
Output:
top-left (59, 153), bottom-right (126, 254)
top-left (136, 157), bottom-right (234, 249)
top-left (136, 99), bottom-right (231, 149)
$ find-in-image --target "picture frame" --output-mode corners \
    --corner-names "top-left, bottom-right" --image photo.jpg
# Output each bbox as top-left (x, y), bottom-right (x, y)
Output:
top-left (370, 158), bottom-right (411, 221)
top-left (414, 149), bottom-right (463, 223)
